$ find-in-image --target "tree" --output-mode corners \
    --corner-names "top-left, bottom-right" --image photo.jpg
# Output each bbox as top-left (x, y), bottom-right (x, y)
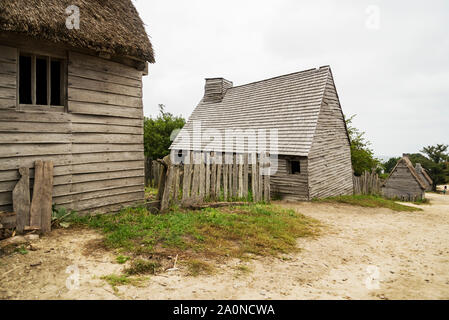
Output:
top-left (418, 144), bottom-right (449, 190)
top-left (143, 105), bottom-right (186, 160)
top-left (345, 115), bottom-right (380, 176)
top-left (383, 157), bottom-right (400, 174)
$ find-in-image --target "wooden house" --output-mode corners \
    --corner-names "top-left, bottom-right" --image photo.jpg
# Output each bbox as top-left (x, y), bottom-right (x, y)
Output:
top-left (382, 156), bottom-right (427, 201)
top-left (0, 1), bottom-right (154, 214)
top-left (170, 66), bottom-right (354, 200)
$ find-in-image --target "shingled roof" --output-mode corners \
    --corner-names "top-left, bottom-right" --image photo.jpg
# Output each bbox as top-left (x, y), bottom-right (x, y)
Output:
top-left (171, 66), bottom-right (333, 156)
top-left (0, 0), bottom-right (154, 62)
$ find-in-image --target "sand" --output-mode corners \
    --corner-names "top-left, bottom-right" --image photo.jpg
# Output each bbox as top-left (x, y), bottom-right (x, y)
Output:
top-left (1, 192), bottom-right (448, 300)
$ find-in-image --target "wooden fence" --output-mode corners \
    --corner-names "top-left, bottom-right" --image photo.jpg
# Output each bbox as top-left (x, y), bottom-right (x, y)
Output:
top-left (353, 170), bottom-right (382, 195)
top-left (145, 157), bottom-right (163, 188)
top-left (155, 152), bottom-right (271, 212)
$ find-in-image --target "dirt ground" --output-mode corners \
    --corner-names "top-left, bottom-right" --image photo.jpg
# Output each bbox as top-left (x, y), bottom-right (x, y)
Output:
top-left (1, 193), bottom-right (448, 300)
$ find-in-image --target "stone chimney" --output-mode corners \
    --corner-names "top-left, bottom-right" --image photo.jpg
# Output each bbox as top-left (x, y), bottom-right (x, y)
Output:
top-left (203, 78), bottom-right (233, 103)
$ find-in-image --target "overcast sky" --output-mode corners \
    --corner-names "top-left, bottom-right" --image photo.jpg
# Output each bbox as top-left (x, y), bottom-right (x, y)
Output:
top-left (132, 0), bottom-right (449, 158)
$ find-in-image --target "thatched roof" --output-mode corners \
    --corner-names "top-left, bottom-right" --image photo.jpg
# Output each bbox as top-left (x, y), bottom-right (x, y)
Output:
top-left (0, 0), bottom-right (154, 62)
top-left (382, 156), bottom-right (428, 190)
top-left (171, 66), bottom-right (336, 156)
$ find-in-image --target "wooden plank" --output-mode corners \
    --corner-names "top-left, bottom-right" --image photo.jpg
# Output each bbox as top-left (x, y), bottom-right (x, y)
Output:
top-left (72, 122), bottom-right (142, 134)
top-left (222, 163), bottom-right (227, 201)
top-left (243, 153), bottom-right (248, 198)
top-left (191, 152), bottom-right (200, 198)
top-left (0, 121), bottom-right (71, 133)
top-left (216, 163), bottom-right (221, 200)
top-left (205, 152), bottom-right (211, 200)
top-left (69, 52), bottom-right (141, 81)
top-left (13, 167), bottom-right (30, 233)
top-left (68, 75), bottom-right (142, 98)
top-left (210, 154), bottom-right (216, 201)
top-left (0, 133), bottom-right (71, 144)
top-left (69, 101), bottom-right (143, 119)
top-left (160, 158), bottom-right (174, 213)
top-left (73, 133), bottom-right (142, 144)
top-left (233, 154), bottom-right (238, 198)
top-left (238, 154), bottom-right (243, 198)
top-left (0, 98), bottom-right (16, 109)
top-left (41, 161), bottom-right (54, 233)
top-left (182, 152), bottom-right (193, 202)
top-left (29, 160), bottom-right (44, 229)
top-left (172, 166), bottom-right (180, 204)
top-left (251, 153), bottom-right (258, 202)
top-left (68, 87), bottom-right (142, 108)
top-left (199, 153), bottom-right (205, 200)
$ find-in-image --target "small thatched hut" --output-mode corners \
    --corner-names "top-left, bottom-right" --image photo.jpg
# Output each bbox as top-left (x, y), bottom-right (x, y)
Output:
top-left (382, 156), bottom-right (427, 201)
top-left (0, 1), bottom-right (154, 214)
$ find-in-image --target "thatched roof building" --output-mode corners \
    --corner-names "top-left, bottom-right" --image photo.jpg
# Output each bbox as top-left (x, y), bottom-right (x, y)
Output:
top-left (0, 0), bottom-right (154, 63)
top-left (171, 66), bottom-right (354, 200)
top-left (0, 1), bottom-right (154, 214)
top-left (382, 156), bottom-right (427, 201)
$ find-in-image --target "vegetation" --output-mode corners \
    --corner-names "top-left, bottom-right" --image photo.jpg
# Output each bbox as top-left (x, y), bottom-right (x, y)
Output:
top-left (345, 115), bottom-right (380, 176)
top-left (73, 204), bottom-right (319, 274)
top-left (313, 195), bottom-right (422, 212)
top-left (143, 104), bottom-right (185, 161)
top-left (184, 259), bottom-right (215, 277)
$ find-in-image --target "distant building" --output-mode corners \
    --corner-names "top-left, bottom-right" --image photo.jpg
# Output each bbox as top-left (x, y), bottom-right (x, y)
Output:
top-left (171, 66), bottom-right (354, 200)
top-left (382, 156), bottom-right (427, 201)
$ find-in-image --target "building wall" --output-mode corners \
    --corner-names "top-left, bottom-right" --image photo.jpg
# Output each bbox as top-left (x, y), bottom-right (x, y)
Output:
top-left (270, 155), bottom-right (309, 201)
top-left (382, 163), bottom-right (425, 200)
top-left (307, 73), bottom-right (354, 199)
top-left (0, 43), bottom-right (145, 214)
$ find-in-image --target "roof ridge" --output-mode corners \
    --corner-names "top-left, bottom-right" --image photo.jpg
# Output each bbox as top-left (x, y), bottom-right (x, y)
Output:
top-left (229, 66), bottom-right (330, 90)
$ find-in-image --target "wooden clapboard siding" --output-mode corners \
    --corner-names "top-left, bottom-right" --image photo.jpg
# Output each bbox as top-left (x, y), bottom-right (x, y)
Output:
top-left (270, 156), bottom-right (309, 201)
top-left (307, 73), bottom-right (353, 199)
top-left (0, 46), bottom-right (145, 213)
top-left (0, 45), bottom-right (16, 110)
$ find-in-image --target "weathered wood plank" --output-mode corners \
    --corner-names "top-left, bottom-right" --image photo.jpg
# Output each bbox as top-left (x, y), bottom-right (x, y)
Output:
top-left (29, 160), bottom-right (44, 229)
top-left (13, 167), bottom-right (30, 233)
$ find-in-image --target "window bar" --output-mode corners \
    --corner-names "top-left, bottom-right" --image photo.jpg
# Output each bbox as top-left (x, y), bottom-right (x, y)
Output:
top-left (31, 55), bottom-right (36, 105)
top-left (47, 56), bottom-right (51, 106)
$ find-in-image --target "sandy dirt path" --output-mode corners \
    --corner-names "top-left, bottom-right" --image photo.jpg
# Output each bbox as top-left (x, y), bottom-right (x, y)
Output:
top-left (1, 193), bottom-right (448, 300)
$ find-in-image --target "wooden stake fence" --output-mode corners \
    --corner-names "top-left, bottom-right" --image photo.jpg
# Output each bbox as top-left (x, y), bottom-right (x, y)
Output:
top-left (353, 170), bottom-right (382, 195)
top-left (158, 152), bottom-right (271, 212)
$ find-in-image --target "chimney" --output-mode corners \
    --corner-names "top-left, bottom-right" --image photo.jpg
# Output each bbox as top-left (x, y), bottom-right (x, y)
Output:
top-left (402, 153), bottom-right (410, 158)
top-left (415, 163), bottom-right (423, 173)
top-left (203, 78), bottom-right (233, 103)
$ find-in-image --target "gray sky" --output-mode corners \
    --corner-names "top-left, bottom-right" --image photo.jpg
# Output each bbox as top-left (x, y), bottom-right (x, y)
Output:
top-left (133, 0), bottom-right (449, 158)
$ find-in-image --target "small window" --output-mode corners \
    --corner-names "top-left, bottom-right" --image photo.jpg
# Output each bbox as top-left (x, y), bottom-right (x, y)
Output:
top-left (290, 160), bottom-right (301, 174)
top-left (19, 53), bottom-right (65, 107)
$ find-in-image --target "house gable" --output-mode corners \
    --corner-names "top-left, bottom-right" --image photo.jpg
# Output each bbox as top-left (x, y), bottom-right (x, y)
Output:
top-left (307, 69), bottom-right (353, 199)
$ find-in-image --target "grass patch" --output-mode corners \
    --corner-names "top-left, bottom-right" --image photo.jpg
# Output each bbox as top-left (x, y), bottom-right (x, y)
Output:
top-left (74, 204), bottom-right (319, 260)
top-left (413, 198), bottom-right (431, 205)
top-left (233, 264), bottom-right (252, 277)
top-left (15, 245), bottom-right (28, 255)
top-left (100, 274), bottom-right (147, 293)
top-left (124, 259), bottom-right (160, 275)
top-left (184, 259), bottom-right (215, 276)
top-left (115, 255), bottom-right (130, 264)
top-left (313, 195), bottom-right (422, 212)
